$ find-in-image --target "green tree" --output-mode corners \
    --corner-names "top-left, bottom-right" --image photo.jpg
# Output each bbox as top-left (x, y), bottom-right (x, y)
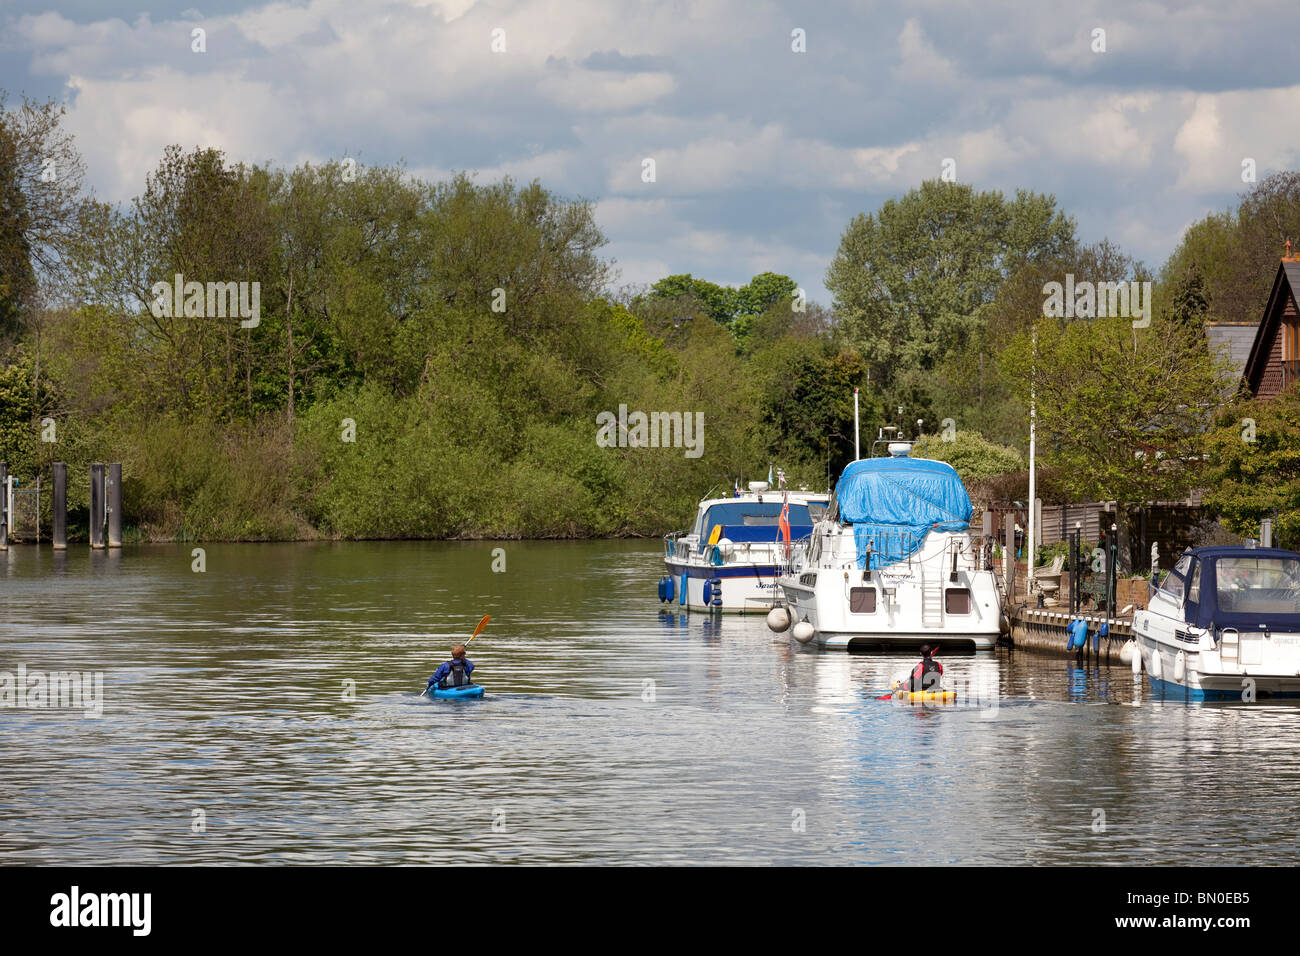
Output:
top-left (911, 429), bottom-right (1024, 483)
top-left (1001, 313), bottom-right (1230, 569)
top-left (1202, 389), bottom-right (1300, 549)
top-left (826, 179), bottom-right (1075, 419)
top-left (1160, 171), bottom-right (1300, 325)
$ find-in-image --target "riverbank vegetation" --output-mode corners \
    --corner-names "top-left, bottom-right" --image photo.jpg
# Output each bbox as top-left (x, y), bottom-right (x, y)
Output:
top-left (1, 94), bottom-right (1297, 542)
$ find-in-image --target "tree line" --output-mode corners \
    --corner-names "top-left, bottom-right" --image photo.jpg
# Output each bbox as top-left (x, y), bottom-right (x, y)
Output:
top-left (2, 93), bottom-right (1298, 545)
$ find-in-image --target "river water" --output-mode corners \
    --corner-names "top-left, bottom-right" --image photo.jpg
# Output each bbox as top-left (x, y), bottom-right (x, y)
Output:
top-left (1, 539), bottom-right (1297, 865)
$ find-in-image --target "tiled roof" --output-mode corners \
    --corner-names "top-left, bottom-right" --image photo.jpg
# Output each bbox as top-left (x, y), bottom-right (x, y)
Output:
top-left (1205, 323), bottom-right (1257, 379)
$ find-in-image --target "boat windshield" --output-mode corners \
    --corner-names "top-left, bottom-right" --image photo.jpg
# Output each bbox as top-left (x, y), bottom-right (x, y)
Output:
top-left (695, 501), bottom-right (819, 542)
top-left (1216, 556), bottom-right (1300, 614)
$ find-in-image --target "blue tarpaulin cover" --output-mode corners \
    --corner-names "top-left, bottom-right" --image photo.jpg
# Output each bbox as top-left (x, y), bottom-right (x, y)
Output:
top-left (834, 457), bottom-right (973, 569)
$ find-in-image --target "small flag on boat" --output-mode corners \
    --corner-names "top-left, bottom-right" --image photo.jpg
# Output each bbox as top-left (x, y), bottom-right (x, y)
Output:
top-left (778, 491), bottom-right (791, 558)
top-left (768, 464), bottom-right (773, 486)
top-left (734, 478), bottom-right (739, 497)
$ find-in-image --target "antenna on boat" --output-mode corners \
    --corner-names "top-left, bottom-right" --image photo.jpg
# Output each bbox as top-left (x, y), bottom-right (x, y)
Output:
top-left (854, 387), bottom-right (860, 461)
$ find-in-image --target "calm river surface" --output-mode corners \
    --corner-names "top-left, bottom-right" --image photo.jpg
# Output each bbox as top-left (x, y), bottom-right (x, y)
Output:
top-left (2, 540), bottom-right (1298, 865)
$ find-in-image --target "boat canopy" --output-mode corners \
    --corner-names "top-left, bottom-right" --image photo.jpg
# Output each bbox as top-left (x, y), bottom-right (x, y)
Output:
top-left (833, 457), bottom-right (972, 569)
top-left (696, 500), bottom-right (819, 543)
top-left (1161, 547), bottom-right (1300, 630)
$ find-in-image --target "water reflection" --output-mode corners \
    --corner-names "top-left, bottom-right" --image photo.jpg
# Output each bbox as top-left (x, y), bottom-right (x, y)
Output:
top-left (0, 540), bottom-right (1297, 864)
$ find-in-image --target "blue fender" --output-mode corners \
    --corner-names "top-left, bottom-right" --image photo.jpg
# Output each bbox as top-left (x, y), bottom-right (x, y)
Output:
top-left (663, 574), bottom-right (675, 603)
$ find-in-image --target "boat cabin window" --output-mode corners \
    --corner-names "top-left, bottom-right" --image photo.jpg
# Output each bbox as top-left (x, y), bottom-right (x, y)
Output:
top-left (1186, 561), bottom-right (1201, 604)
top-left (849, 587), bottom-right (876, 613)
top-left (945, 588), bottom-right (971, 614)
top-left (1216, 556), bottom-right (1300, 614)
top-left (807, 502), bottom-right (827, 521)
top-left (1159, 554), bottom-right (1192, 601)
top-left (695, 501), bottom-right (822, 543)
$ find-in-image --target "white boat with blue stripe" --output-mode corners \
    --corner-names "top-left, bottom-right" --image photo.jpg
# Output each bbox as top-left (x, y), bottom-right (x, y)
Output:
top-left (1132, 546), bottom-right (1300, 701)
top-left (660, 481), bottom-right (830, 613)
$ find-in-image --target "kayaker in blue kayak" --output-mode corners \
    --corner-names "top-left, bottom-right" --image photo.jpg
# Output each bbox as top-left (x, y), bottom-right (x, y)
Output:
top-left (428, 644), bottom-right (475, 691)
top-left (904, 644), bottom-right (943, 692)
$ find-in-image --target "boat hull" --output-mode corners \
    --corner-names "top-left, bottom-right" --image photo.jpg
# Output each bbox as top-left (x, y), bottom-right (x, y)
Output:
top-left (1135, 633), bottom-right (1300, 701)
top-left (778, 565), bottom-right (1003, 651)
top-left (663, 559), bottom-right (785, 614)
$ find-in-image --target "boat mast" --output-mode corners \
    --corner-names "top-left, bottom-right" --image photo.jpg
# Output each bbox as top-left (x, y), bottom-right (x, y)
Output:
top-left (854, 387), bottom-right (860, 461)
top-left (1027, 325), bottom-right (1037, 595)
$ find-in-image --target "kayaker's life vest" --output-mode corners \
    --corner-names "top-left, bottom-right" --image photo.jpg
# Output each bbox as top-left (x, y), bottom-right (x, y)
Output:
top-left (908, 657), bottom-right (942, 692)
top-left (440, 659), bottom-right (471, 689)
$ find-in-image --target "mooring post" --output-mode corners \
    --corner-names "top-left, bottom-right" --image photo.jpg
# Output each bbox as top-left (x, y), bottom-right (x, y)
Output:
top-left (107, 463), bottom-right (122, 548)
top-left (1004, 513), bottom-right (1016, 604)
top-left (1069, 524), bottom-right (1080, 617)
top-left (0, 461), bottom-right (8, 551)
top-left (89, 463), bottom-right (105, 549)
top-left (52, 462), bottom-right (67, 550)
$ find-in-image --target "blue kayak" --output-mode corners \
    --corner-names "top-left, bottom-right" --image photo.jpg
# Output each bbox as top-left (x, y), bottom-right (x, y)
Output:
top-left (426, 683), bottom-right (485, 700)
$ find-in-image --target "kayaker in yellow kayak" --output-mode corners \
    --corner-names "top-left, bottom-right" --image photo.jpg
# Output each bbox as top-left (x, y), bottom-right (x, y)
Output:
top-left (902, 644), bottom-right (943, 692)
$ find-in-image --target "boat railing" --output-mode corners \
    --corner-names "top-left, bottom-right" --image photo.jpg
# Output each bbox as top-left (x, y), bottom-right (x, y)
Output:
top-left (663, 531), bottom-right (690, 561)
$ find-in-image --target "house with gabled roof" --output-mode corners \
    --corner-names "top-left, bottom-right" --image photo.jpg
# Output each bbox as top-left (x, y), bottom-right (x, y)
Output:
top-left (1239, 247), bottom-right (1300, 398)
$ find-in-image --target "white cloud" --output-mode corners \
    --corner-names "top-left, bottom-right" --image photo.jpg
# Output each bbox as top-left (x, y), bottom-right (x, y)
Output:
top-left (7, 0), bottom-right (1300, 302)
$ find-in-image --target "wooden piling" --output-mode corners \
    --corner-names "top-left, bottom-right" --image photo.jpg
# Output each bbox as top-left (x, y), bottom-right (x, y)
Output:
top-left (0, 461), bottom-right (7, 550)
top-left (89, 463), bottom-right (105, 549)
top-left (52, 463), bottom-right (67, 550)
top-left (107, 463), bottom-right (122, 548)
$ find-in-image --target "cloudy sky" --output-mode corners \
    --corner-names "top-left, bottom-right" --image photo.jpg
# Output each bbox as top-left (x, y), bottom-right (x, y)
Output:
top-left (2, 0), bottom-right (1296, 302)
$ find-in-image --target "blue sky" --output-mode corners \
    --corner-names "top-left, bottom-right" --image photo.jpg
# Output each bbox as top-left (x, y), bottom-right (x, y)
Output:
top-left (3, 0), bottom-right (1296, 303)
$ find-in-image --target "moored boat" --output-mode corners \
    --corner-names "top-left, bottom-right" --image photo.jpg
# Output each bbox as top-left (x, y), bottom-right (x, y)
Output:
top-left (1132, 546), bottom-right (1300, 700)
top-left (774, 443), bottom-right (1002, 650)
top-left (660, 480), bottom-right (829, 613)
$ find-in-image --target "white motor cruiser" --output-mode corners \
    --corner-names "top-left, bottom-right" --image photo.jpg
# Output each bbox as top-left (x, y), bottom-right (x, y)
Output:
top-left (773, 445), bottom-right (1003, 650)
top-left (1132, 546), bottom-right (1300, 700)
top-left (659, 480), bottom-right (829, 613)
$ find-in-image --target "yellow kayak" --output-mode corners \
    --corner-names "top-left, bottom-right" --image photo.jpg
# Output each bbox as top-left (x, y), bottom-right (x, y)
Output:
top-left (891, 681), bottom-right (957, 703)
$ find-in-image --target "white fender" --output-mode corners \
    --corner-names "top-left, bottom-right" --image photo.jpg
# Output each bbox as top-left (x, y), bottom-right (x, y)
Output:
top-left (1131, 641), bottom-right (1142, 675)
top-left (792, 621), bottom-right (815, 644)
top-left (1150, 647), bottom-right (1163, 680)
top-left (766, 606), bottom-right (792, 633)
top-left (1174, 650), bottom-right (1186, 683)
top-left (1119, 640), bottom-right (1134, 665)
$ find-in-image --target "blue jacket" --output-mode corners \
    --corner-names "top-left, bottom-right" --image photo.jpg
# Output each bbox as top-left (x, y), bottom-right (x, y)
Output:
top-left (428, 658), bottom-right (474, 687)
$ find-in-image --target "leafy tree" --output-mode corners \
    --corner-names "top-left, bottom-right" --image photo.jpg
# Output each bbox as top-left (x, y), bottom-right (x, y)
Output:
top-left (826, 179), bottom-right (1075, 407)
top-left (911, 429), bottom-right (1024, 483)
top-left (638, 271), bottom-right (799, 344)
top-left (1202, 389), bottom-right (1300, 549)
top-left (1000, 313), bottom-right (1230, 569)
top-left (1160, 171), bottom-right (1300, 325)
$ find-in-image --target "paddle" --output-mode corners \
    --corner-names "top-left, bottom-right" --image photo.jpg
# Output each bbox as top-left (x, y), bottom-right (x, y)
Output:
top-left (421, 615), bottom-right (491, 697)
top-left (875, 644), bottom-right (941, 699)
